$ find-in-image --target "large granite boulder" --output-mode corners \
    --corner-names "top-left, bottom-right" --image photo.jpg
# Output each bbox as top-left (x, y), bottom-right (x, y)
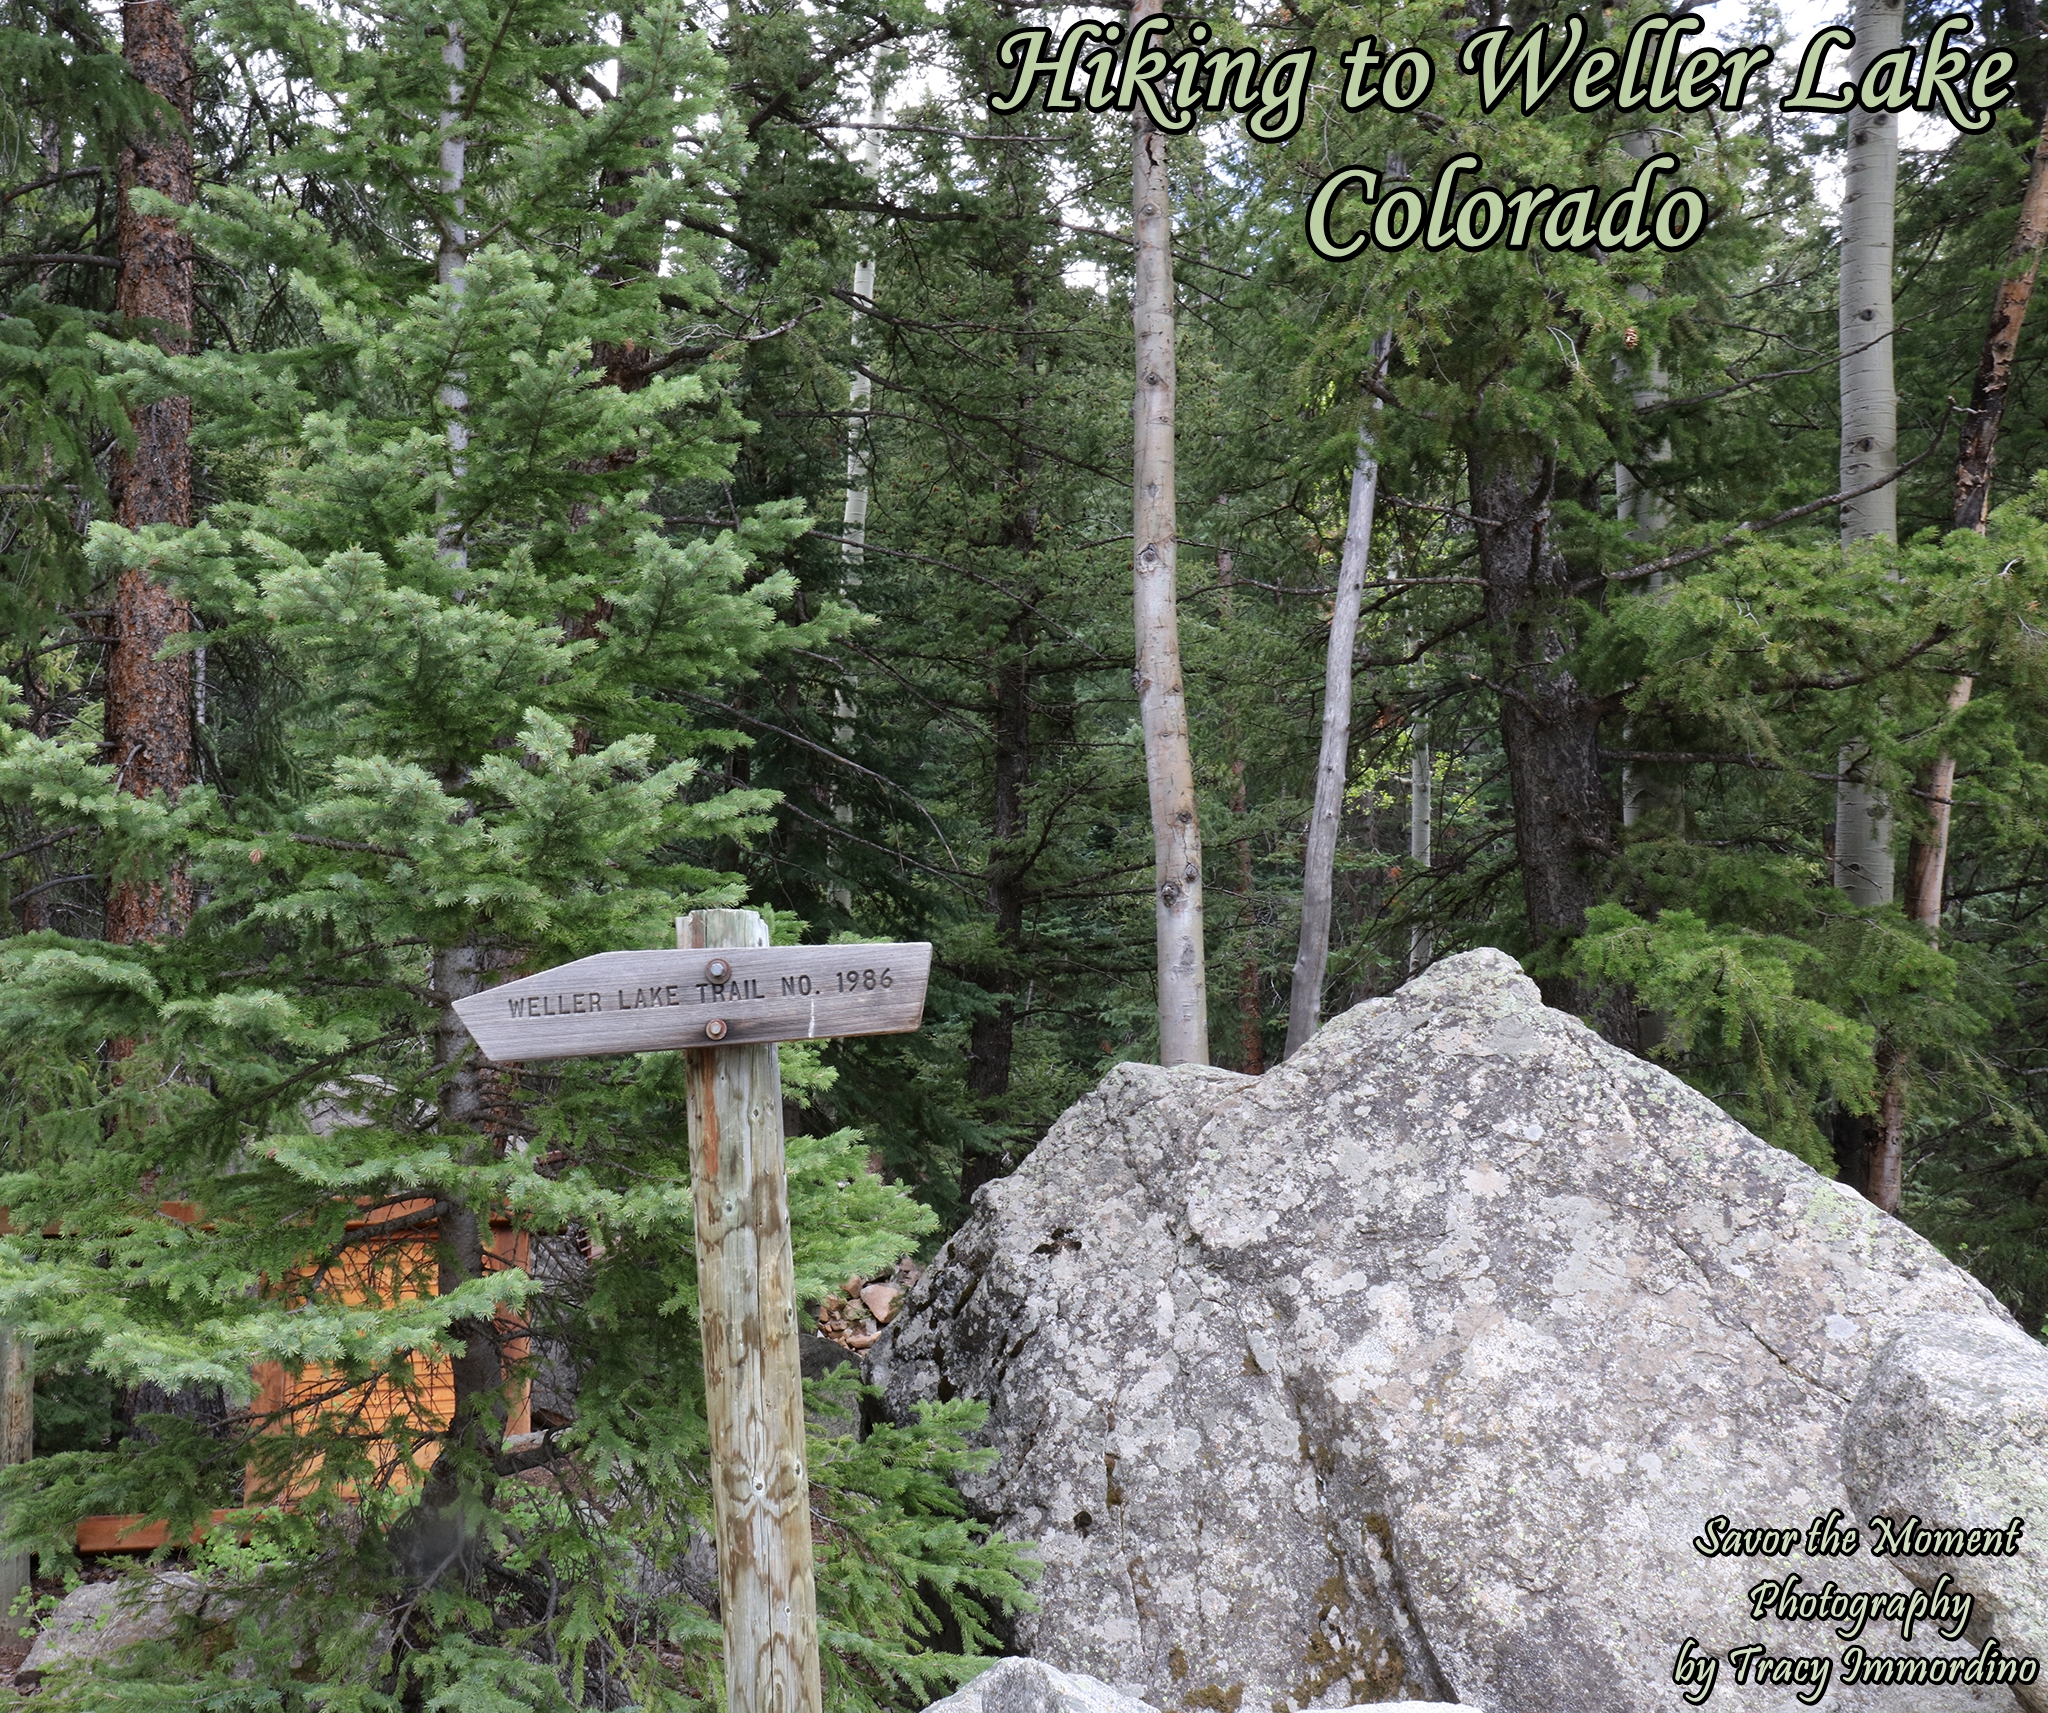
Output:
top-left (920, 1658), bottom-right (1479, 1713)
top-left (874, 949), bottom-right (2048, 1713)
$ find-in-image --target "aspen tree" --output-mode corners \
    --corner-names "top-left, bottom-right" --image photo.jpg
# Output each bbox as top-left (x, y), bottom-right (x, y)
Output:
top-left (1285, 337), bottom-right (1385, 1058)
top-left (1130, 0), bottom-right (1206, 1064)
top-left (1833, 0), bottom-right (1902, 909)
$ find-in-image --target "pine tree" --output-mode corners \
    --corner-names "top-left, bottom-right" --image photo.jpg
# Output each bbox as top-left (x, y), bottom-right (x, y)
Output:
top-left (0, 0), bottom-right (1033, 1700)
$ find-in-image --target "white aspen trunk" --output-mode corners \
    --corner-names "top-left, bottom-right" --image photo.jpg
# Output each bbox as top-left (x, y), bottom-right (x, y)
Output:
top-left (1408, 711), bottom-right (1432, 976)
top-left (839, 82), bottom-right (882, 592)
top-left (828, 80), bottom-right (883, 910)
top-left (1131, 0), bottom-right (1206, 1065)
top-left (1833, 0), bottom-right (1901, 907)
top-left (438, 21), bottom-right (469, 572)
top-left (1285, 356), bottom-right (1383, 1058)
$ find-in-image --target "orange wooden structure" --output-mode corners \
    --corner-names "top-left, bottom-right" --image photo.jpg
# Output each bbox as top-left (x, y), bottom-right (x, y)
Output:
top-left (74, 1200), bottom-right (531, 1551)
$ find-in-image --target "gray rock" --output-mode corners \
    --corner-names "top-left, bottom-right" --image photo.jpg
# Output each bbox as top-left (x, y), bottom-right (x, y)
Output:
top-left (20, 1573), bottom-right (212, 1684)
top-left (875, 949), bottom-right (2044, 1712)
top-left (924, 1658), bottom-right (1483, 1713)
top-left (1843, 1314), bottom-right (2048, 1712)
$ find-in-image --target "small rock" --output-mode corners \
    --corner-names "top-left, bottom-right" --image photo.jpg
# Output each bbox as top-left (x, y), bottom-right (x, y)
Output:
top-left (860, 1282), bottom-right (900, 1324)
top-left (20, 1573), bottom-right (211, 1684)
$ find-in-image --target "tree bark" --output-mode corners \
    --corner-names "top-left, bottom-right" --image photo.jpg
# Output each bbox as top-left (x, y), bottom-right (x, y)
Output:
top-left (1472, 448), bottom-right (1633, 1046)
top-left (1833, 0), bottom-right (1908, 1213)
top-left (1904, 107), bottom-right (2048, 933)
top-left (1131, 0), bottom-right (1206, 1066)
top-left (1285, 381), bottom-right (1380, 1059)
top-left (1232, 757), bottom-right (1263, 1074)
top-left (104, 0), bottom-right (196, 946)
top-left (962, 612), bottom-right (1031, 1186)
top-left (1951, 104), bottom-right (2048, 536)
top-left (1833, 0), bottom-right (1902, 912)
top-left (409, 942), bottom-right (506, 1571)
top-left (408, 24), bottom-right (505, 1568)
top-left (1408, 711), bottom-right (1432, 976)
top-left (0, 1326), bottom-right (30, 1619)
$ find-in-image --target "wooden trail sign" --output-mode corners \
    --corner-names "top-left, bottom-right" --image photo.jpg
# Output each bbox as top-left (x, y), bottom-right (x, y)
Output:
top-left (452, 941), bottom-right (931, 1062)
top-left (450, 912), bottom-right (934, 1713)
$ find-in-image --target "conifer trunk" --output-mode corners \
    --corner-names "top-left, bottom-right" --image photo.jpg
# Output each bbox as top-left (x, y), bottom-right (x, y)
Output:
top-left (1131, 0), bottom-right (1206, 1065)
top-left (963, 613), bottom-right (1031, 1146)
top-left (961, 258), bottom-right (1041, 1197)
top-left (1473, 449), bottom-right (1633, 1047)
top-left (105, 0), bottom-right (195, 945)
top-left (1285, 389), bottom-right (1380, 1059)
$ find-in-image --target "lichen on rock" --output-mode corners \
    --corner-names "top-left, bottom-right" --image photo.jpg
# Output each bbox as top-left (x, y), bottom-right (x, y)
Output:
top-left (875, 949), bottom-right (2048, 1712)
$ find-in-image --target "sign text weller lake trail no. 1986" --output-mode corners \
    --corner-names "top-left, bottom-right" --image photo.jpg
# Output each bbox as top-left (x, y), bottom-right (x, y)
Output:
top-left (451, 942), bottom-right (934, 1062)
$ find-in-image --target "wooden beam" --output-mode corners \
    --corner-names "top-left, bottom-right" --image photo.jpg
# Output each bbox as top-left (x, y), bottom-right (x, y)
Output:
top-left (680, 910), bottom-right (822, 1713)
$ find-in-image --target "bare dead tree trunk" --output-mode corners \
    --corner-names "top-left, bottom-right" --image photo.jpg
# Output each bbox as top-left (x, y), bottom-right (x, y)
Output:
top-left (1903, 109), bottom-right (2048, 932)
top-left (1285, 361), bottom-right (1382, 1059)
top-left (1408, 706), bottom-right (1432, 976)
top-left (1232, 757), bottom-right (1263, 1074)
top-left (1131, 0), bottom-right (1206, 1066)
top-left (105, 0), bottom-right (195, 946)
top-left (1950, 106), bottom-right (2048, 535)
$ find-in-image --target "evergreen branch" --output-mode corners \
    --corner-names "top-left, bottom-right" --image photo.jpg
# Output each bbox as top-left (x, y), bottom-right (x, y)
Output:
top-left (289, 833), bottom-right (410, 859)
top-left (1599, 747), bottom-right (1848, 783)
top-left (181, 1029), bottom-right (418, 1135)
top-left (1778, 627), bottom-right (1956, 691)
top-left (1383, 495), bottom-right (1504, 528)
top-left (808, 533), bottom-right (1111, 660)
top-left (0, 167), bottom-right (105, 206)
top-left (813, 120), bottom-right (1061, 144)
top-left (1355, 612), bottom-right (1485, 671)
top-left (0, 826), bottom-right (84, 864)
top-left (1647, 318), bottom-right (1929, 415)
top-left (20, 0), bottom-right (108, 52)
top-left (1587, 409), bottom-right (1954, 594)
top-left (771, 795), bottom-right (975, 892)
top-left (682, 694), bottom-right (961, 870)
top-left (335, 1199), bottom-right (452, 1245)
top-left (6, 872), bottom-right (93, 909)
top-left (0, 253), bottom-right (117, 268)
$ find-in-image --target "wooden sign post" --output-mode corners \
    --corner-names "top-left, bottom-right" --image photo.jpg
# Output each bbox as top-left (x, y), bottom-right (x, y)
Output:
top-left (452, 912), bottom-right (933, 1713)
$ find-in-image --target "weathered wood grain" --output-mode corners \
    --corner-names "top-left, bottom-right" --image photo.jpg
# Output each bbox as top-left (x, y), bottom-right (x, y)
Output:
top-left (681, 911), bottom-right (822, 1713)
top-left (451, 941), bottom-right (931, 1063)
top-left (0, 1327), bottom-right (30, 1613)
